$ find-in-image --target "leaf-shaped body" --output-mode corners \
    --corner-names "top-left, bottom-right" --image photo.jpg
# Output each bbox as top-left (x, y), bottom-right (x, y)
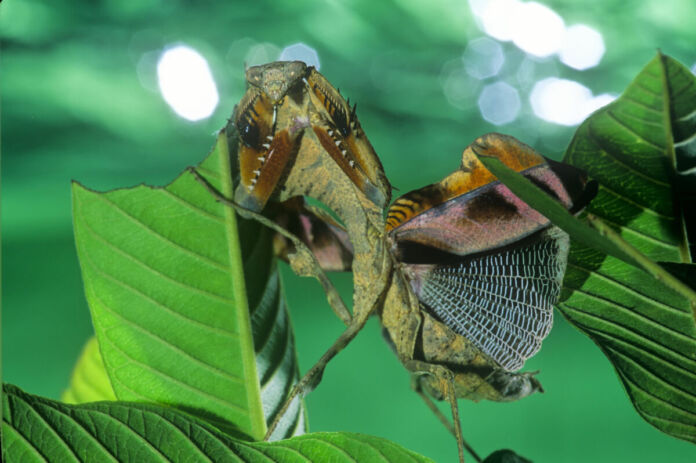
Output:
top-left (388, 133), bottom-right (592, 258)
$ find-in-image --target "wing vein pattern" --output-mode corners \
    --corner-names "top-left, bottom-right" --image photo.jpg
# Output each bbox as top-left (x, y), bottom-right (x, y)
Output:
top-left (419, 228), bottom-right (568, 371)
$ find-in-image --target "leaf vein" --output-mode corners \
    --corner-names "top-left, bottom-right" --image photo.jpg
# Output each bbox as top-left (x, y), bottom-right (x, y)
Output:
top-left (1, 420), bottom-right (51, 463)
top-left (143, 413), bottom-right (216, 463)
top-left (622, 95), bottom-right (663, 114)
top-left (159, 188), bottom-right (225, 223)
top-left (98, 330), bottom-right (250, 415)
top-left (596, 216), bottom-right (681, 249)
top-left (77, 211), bottom-right (235, 304)
top-left (605, 110), bottom-right (665, 152)
top-left (78, 407), bottom-right (174, 461)
top-left (92, 290), bottom-right (244, 385)
top-left (677, 108), bottom-right (696, 122)
top-left (596, 185), bottom-right (673, 219)
top-left (563, 289), bottom-right (696, 347)
top-left (255, 443), bottom-right (312, 462)
top-left (97, 194), bottom-right (230, 271)
top-left (16, 396), bottom-right (83, 462)
top-left (602, 344), bottom-right (696, 417)
top-left (565, 262), bottom-right (691, 316)
top-left (79, 230), bottom-right (237, 336)
top-left (633, 81), bottom-right (662, 97)
top-left (343, 435), bottom-right (390, 463)
top-left (562, 307), bottom-right (696, 380)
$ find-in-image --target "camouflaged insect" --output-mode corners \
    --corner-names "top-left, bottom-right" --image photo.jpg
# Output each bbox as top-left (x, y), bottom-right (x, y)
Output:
top-left (224, 62), bottom-right (596, 462)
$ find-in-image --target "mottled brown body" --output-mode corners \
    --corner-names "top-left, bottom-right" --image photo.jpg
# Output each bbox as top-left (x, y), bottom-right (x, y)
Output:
top-left (223, 62), bottom-right (596, 461)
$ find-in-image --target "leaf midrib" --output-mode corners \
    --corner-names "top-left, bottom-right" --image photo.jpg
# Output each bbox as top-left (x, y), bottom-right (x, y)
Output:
top-left (658, 53), bottom-right (692, 263)
top-left (214, 134), bottom-right (267, 440)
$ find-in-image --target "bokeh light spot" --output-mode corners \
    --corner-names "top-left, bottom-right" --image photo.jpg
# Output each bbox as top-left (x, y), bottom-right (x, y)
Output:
top-left (475, 0), bottom-right (520, 41)
top-left (463, 37), bottom-right (505, 79)
top-left (510, 2), bottom-right (565, 57)
top-left (478, 81), bottom-right (521, 125)
top-left (440, 60), bottom-right (480, 110)
top-left (157, 45), bottom-right (219, 121)
top-left (560, 24), bottom-right (605, 70)
top-left (245, 43), bottom-right (281, 67)
top-left (471, 1), bottom-right (569, 58)
top-left (279, 43), bottom-right (321, 69)
top-left (530, 77), bottom-right (614, 125)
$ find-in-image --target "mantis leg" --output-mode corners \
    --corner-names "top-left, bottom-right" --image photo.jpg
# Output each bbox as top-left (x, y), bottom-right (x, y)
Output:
top-left (189, 166), bottom-right (353, 326)
top-left (265, 305), bottom-right (374, 439)
top-left (405, 360), bottom-right (481, 463)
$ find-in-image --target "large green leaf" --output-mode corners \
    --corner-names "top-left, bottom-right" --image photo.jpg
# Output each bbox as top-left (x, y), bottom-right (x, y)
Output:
top-left (481, 53), bottom-right (696, 443)
top-left (559, 53), bottom-right (696, 443)
top-left (62, 294), bottom-right (305, 440)
top-left (71, 127), bottom-right (303, 441)
top-left (2, 383), bottom-right (432, 463)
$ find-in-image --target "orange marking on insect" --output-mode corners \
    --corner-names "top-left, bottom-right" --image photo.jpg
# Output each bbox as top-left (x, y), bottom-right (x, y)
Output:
top-left (385, 134), bottom-right (546, 232)
top-left (238, 130), bottom-right (297, 211)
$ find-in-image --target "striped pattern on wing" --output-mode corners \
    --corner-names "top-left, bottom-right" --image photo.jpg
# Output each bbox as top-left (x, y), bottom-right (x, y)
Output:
top-left (418, 228), bottom-right (569, 371)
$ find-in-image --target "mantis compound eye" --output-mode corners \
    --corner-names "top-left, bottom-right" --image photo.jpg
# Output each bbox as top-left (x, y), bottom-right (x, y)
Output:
top-left (387, 133), bottom-right (596, 372)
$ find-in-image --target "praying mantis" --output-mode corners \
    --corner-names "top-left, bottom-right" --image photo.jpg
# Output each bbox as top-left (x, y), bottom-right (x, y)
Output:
top-left (190, 60), bottom-right (596, 462)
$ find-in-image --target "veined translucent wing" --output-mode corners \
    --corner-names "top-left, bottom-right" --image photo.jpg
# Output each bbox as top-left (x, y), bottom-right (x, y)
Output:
top-left (389, 133), bottom-right (596, 371)
top-left (407, 227), bottom-right (568, 371)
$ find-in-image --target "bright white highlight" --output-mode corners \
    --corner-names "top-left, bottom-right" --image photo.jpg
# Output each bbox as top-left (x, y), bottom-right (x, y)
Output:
top-left (471, 0), bottom-right (565, 57)
top-left (475, 0), bottom-right (519, 41)
top-left (463, 37), bottom-right (505, 79)
top-left (510, 2), bottom-right (565, 57)
top-left (530, 77), bottom-right (615, 126)
top-left (560, 25), bottom-right (605, 70)
top-left (279, 43), bottom-right (321, 69)
top-left (478, 82), bottom-right (521, 125)
top-left (157, 45), bottom-right (219, 121)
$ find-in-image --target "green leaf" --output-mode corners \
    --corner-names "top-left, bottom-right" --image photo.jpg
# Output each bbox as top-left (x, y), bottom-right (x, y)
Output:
top-left (2, 384), bottom-right (432, 463)
top-left (71, 128), bottom-right (304, 441)
top-left (564, 53), bottom-right (693, 263)
top-left (62, 336), bottom-right (116, 404)
top-left (477, 53), bottom-right (696, 444)
top-left (250, 263), bottom-right (306, 440)
top-left (558, 53), bottom-right (696, 443)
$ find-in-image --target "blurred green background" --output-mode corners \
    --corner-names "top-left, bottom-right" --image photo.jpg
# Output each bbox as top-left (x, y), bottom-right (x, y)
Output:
top-left (2, 0), bottom-right (695, 461)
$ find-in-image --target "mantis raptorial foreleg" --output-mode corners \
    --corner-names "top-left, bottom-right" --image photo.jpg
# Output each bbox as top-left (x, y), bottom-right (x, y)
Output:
top-left (188, 166), bottom-right (353, 326)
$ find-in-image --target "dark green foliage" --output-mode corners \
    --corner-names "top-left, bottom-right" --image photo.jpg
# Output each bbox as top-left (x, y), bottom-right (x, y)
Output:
top-left (480, 53), bottom-right (696, 444)
top-left (2, 384), bottom-right (433, 463)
